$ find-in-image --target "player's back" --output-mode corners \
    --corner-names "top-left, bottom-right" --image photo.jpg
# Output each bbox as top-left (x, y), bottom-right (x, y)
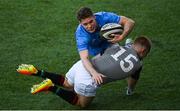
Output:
top-left (91, 44), bottom-right (142, 83)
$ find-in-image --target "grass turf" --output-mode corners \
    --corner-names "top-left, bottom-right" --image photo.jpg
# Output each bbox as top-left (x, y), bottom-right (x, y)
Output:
top-left (0, 0), bottom-right (180, 109)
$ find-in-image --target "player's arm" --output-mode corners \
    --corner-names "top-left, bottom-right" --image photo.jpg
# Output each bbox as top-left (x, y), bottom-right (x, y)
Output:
top-left (127, 77), bottom-right (138, 91)
top-left (110, 16), bottom-right (135, 43)
top-left (126, 67), bottom-right (142, 95)
top-left (79, 50), bottom-right (105, 85)
top-left (119, 16), bottom-right (135, 39)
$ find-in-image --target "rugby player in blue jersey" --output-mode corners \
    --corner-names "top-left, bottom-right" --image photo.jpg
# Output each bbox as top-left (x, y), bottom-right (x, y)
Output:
top-left (75, 7), bottom-right (135, 86)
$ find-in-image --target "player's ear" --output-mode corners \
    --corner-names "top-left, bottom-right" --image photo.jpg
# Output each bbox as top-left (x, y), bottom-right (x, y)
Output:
top-left (141, 47), bottom-right (145, 52)
top-left (141, 47), bottom-right (149, 58)
top-left (141, 47), bottom-right (146, 54)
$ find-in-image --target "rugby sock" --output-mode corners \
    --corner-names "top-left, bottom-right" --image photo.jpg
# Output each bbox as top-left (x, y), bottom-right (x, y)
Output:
top-left (49, 86), bottom-right (78, 105)
top-left (35, 70), bottom-right (65, 86)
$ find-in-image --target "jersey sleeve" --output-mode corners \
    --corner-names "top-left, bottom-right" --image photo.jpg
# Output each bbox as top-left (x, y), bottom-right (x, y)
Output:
top-left (102, 12), bottom-right (121, 24)
top-left (75, 26), bottom-right (89, 52)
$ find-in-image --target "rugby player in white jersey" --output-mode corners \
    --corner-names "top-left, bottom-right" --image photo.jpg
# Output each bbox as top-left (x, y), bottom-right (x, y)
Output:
top-left (17, 36), bottom-right (151, 108)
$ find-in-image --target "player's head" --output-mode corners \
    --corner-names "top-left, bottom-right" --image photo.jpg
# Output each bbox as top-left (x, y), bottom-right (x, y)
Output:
top-left (133, 36), bottom-right (151, 59)
top-left (76, 7), bottom-right (97, 33)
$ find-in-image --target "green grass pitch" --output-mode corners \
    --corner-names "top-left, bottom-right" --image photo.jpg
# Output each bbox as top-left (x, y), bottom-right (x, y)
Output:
top-left (0, 0), bottom-right (180, 110)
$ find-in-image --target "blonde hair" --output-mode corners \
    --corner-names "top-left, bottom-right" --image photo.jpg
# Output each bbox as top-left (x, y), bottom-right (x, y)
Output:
top-left (134, 36), bottom-right (152, 54)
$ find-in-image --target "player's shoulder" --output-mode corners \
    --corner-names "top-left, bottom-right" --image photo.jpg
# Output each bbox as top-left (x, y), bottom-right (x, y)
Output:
top-left (107, 43), bottom-right (132, 51)
top-left (75, 24), bottom-right (88, 36)
top-left (94, 11), bottom-right (115, 17)
top-left (108, 44), bottom-right (130, 51)
top-left (76, 24), bottom-right (84, 32)
top-left (94, 11), bottom-right (106, 16)
top-left (123, 46), bottom-right (137, 55)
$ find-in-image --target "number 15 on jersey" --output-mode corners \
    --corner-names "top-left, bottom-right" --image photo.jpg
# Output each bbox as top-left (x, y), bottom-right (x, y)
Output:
top-left (111, 47), bottom-right (138, 72)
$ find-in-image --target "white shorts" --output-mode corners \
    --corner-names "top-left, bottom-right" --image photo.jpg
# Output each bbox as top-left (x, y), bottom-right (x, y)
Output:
top-left (65, 60), bottom-right (98, 97)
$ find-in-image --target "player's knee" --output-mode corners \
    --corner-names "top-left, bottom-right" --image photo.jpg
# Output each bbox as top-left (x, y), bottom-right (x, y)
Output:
top-left (76, 96), bottom-right (93, 108)
top-left (63, 79), bottom-right (73, 89)
top-left (78, 102), bottom-right (89, 108)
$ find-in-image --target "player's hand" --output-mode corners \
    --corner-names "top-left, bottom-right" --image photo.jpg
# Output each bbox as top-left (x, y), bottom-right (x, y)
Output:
top-left (92, 72), bottom-right (106, 85)
top-left (108, 34), bottom-right (124, 43)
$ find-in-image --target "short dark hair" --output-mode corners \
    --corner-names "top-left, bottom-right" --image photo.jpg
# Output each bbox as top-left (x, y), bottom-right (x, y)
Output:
top-left (134, 36), bottom-right (152, 54)
top-left (76, 7), bottom-right (93, 21)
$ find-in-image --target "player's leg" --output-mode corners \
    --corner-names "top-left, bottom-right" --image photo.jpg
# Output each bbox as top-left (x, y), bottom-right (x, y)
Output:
top-left (50, 60), bottom-right (97, 107)
top-left (30, 60), bottom-right (86, 106)
top-left (17, 64), bottom-right (74, 88)
top-left (17, 64), bottom-right (64, 82)
top-left (29, 60), bottom-right (96, 107)
top-left (30, 79), bottom-right (78, 105)
top-left (49, 85), bottom-right (79, 105)
top-left (73, 60), bottom-right (98, 107)
top-left (76, 95), bottom-right (94, 108)
top-left (50, 85), bottom-right (94, 108)
top-left (30, 78), bottom-right (93, 107)
top-left (49, 86), bottom-right (94, 107)
top-left (37, 70), bottom-right (65, 86)
top-left (29, 61), bottom-right (79, 104)
top-left (17, 64), bottom-right (65, 86)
